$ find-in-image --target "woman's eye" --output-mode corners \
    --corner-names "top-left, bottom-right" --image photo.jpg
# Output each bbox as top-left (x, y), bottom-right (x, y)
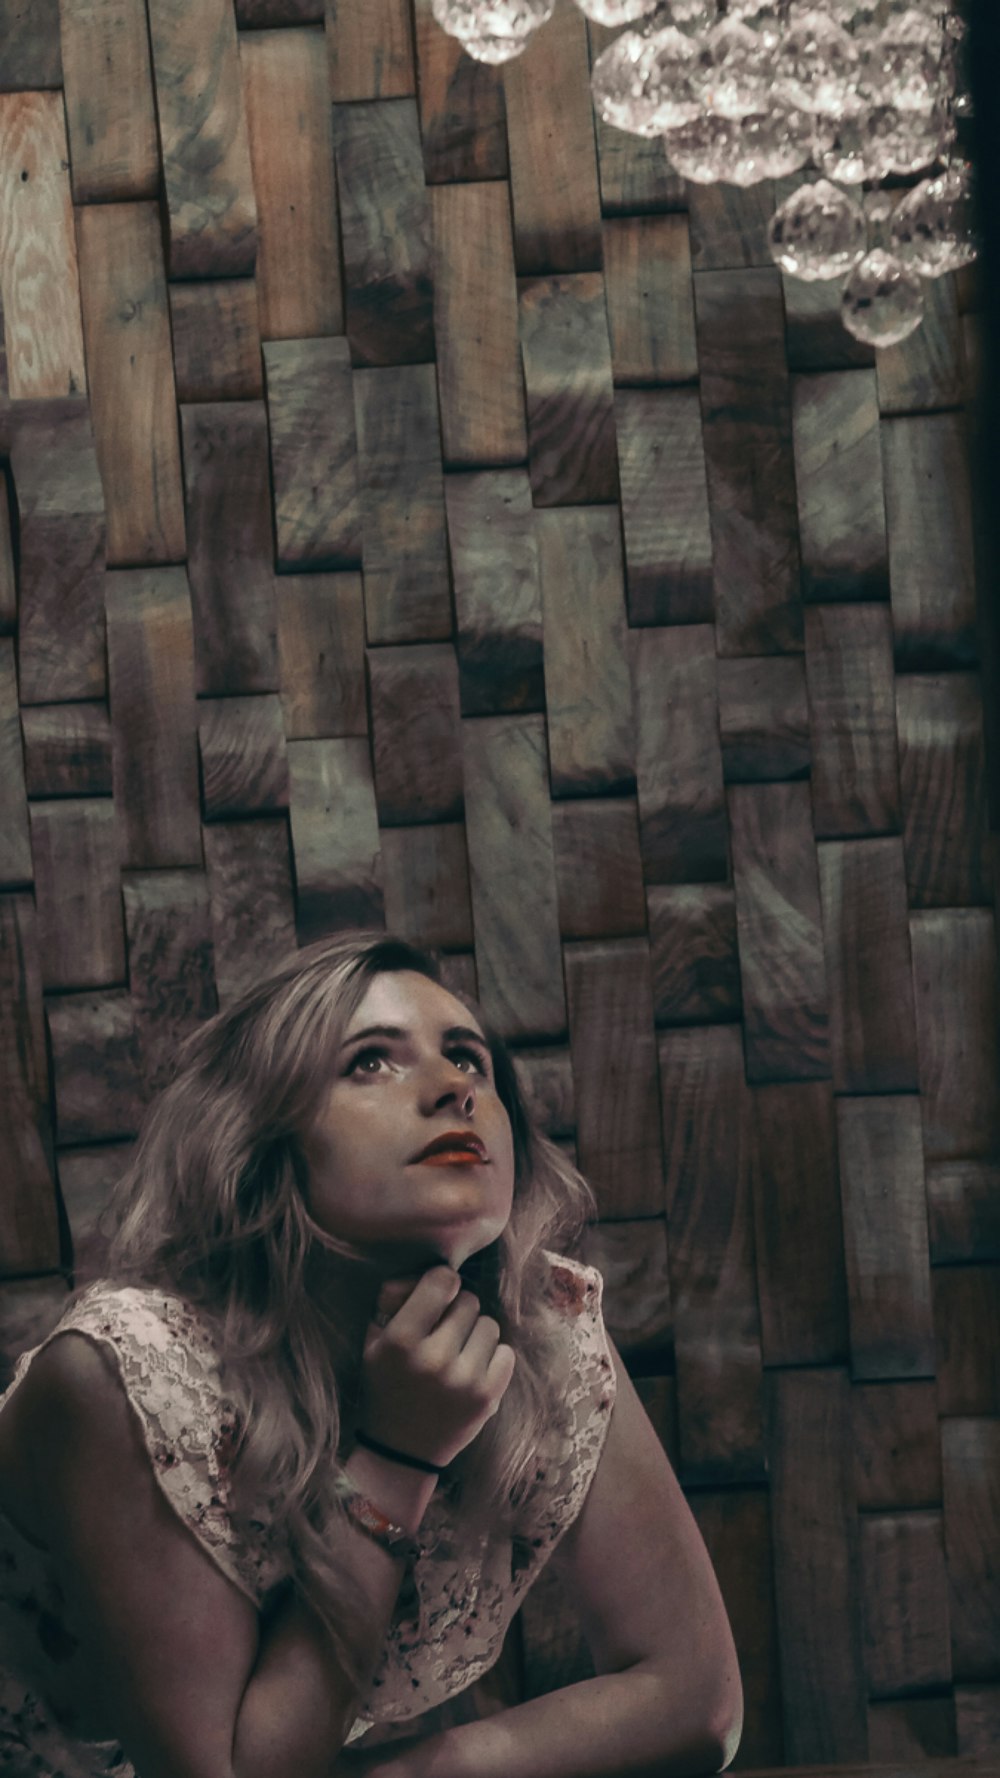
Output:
top-left (450, 1046), bottom-right (489, 1076)
top-left (347, 1046), bottom-right (390, 1075)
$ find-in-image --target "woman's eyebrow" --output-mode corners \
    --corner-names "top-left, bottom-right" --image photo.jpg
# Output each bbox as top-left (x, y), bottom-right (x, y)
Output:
top-left (340, 1022), bottom-right (489, 1051)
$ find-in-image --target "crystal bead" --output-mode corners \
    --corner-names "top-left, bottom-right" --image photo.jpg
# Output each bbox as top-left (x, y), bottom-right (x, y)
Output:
top-left (692, 19), bottom-right (772, 117)
top-left (813, 107), bottom-right (904, 183)
top-left (664, 107), bottom-right (812, 184)
top-left (662, 114), bottom-right (744, 182)
top-left (841, 250), bottom-right (924, 346)
top-left (572, 0), bottom-right (660, 23)
top-left (889, 164), bottom-right (978, 277)
top-left (857, 26), bottom-right (941, 114)
top-left (772, 15), bottom-right (861, 114)
top-left (878, 101), bottom-right (955, 174)
top-left (432, 0), bottom-right (553, 36)
top-left (767, 179), bottom-right (866, 280)
top-left (591, 22), bottom-right (700, 134)
top-left (666, 0), bottom-right (718, 28)
top-left (457, 31), bottom-right (533, 59)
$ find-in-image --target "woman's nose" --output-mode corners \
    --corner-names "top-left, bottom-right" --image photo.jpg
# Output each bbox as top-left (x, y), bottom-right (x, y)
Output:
top-left (424, 1059), bottom-right (476, 1112)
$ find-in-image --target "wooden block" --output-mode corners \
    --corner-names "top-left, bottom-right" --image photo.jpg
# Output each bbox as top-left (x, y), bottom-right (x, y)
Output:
top-left (694, 269), bottom-right (803, 656)
top-left (436, 950), bottom-right (478, 1004)
top-left (203, 817), bottom-right (297, 1009)
top-left (354, 365), bottom-right (451, 645)
top-left (519, 272), bottom-right (619, 506)
top-left (926, 1162), bottom-right (1000, 1265)
top-left (276, 573), bottom-right (367, 740)
top-left (0, 472), bottom-right (15, 632)
top-left (603, 214), bottom-right (697, 386)
top-left (367, 644), bottom-right (462, 827)
top-left (852, 1380), bottom-right (943, 1512)
top-left (180, 403), bottom-right (279, 694)
top-left (729, 782), bottom-right (829, 1083)
top-left (877, 273), bottom-right (964, 415)
top-left (576, 1220), bottom-right (673, 1356)
top-left (688, 181), bottom-right (775, 272)
top-left (941, 1418), bottom-right (1000, 1681)
top-left (502, 1), bottom-right (602, 277)
top-left (57, 1141), bottom-right (132, 1287)
top-left (792, 370), bottom-right (889, 602)
top-left (818, 838), bottom-right (918, 1094)
top-left (615, 387), bottom-right (714, 627)
top-left (0, 1280), bottom-right (71, 1392)
top-left (59, 0), bottom-right (159, 203)
top-left (0, 0), bottom-right (62, 87)
top-left (632, 1372), bottom-right (680, 1470)
top-left (0, 893), bottom-right (60, 1274)
top-left (956, 1687), bottom-right (1000, 1756)
top-left (718, 656), bottom-right (810, 784)
top-left (326, 0), bottom-right (414, 98)
top-left (896, 673), bottom-right (992, 908)
top-left (445, 469), bottom-right (544, 719)
top-left (29, 800), bottom-right (125, 992)
top-left (510, 1046), bottom-right (575, 1141)
top-left (198, 695), bottom-right (289, 820)
top-left (0, 93), bottom-right (86, 398)
top-left (630, 625), bottom-right (727, 885)
top-left (689, 1491), bottom-right (785, 1769)
top-left (647, 883), bottom-right (740, 1025)
top-left (883, 413), bottom-right (978, 671)
top-left (237, 0), bottom-right (322, 19)
top-left (564, 937), bottom-right (663, 1219)
top-left (432, 182), bottom-right (526, 468)
top-left (0, 640), bottom-right (31, 885)
top-left (412, 0), bottom-right (507, 184)
top-left (169, 281), bottom-right (263, 403)
top-left (47, 988), bottom-right (146, 1143)
top-left (21, 702), bottom-right (113, 798)
top-left (121, 870), bottom-right (217, 1097)
top-left (551, 799), bottom-right (646, 940)
top-left (586, 21), bottom-right (686, 217)
top-left (286, 737), bottom-right (385, 940)
top-left (332, 99), bottom-right (432, 367)
top-left (836, 1096), bottom-right (935, 1381)
top-left (861, 1511), bottom-right (953, 1697)
top-left (910, 909), bottom-right (1000, 1163)
top-left (76, 201), bottom-right (186, 566)
top-left (933, 1266), bottom-right (1000, 1417)
top-left (783, 272), bottom-right (876, 374)
top-left (263, 337), bottom-right (362, 569)
top-left (147, 0), bottom-right (257, 278)
top-left (380, 823), bottom-right (474, 952)
top-left (805, 604), bottom-right (901, 838)
top-left (868, 1698), bottom-right (957, 1761)
top-left (750, 1081), bottom-right (849, 1368)
top-left (536, 507), bottom-right (633, 797)
top-left (765, 1368), bottom-right (868, 1763)
top-left (240, 26), bottom-right (342, 341)
top-left (658, 1023), bottom-right (764, 1482)
top-left (105, 568), bottom-right (202, 870)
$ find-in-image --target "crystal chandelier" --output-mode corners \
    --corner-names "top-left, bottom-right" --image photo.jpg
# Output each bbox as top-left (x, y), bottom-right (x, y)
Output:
top-left (431, 0), bottom-right (977, 348)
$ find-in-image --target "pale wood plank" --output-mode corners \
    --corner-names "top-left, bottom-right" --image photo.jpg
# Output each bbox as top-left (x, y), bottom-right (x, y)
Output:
top-left (0, 92), bottom-right (86, 398)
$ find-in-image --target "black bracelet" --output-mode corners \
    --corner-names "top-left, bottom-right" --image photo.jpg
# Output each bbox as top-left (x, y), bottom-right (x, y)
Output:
top-left (353, 1430), bottom-right (444, 1475)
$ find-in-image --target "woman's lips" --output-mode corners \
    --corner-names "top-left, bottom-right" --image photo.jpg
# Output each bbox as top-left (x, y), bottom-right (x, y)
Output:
top-left (417, 1151), bottom-right (488, 1165)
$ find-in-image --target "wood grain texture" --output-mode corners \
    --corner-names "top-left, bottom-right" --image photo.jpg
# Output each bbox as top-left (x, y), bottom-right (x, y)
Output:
top-left (368, 644), bottom-right (462, 827)
top-left (941, 1418), bottom-right (1000, 1681)
top-left (276, 573), bottom-right (367, 740)
top-left (59, 0), bottom-right (159, 202)
top-left (286, 736), bottom-right (385, 941)
top-left (353, 364), bottom-right (451, 645)
top-left (444, 470), bottom-right (544, 718)
top-left (657, 1022), bottom-right (764, 1483)
top-left (75, 202), bottom-right (186, 566)
top-left (868, 1697), bottom-right (957, 1761)
top-left (326, 0), bottom-right (414, 98)
top-left (432, 182), bottom-right (525, 468)
top-left (836, 1096), bottom-right (935, 1381)
top-left (717, 656), bottom-right (810, 784)
top-left (0, 1280), bottom-right (70, 1388)
top-left (240, 27), bottom-right (342, 341)
top-left (0, 894), bottom-right (60, 1274)
top-left (202, 818), bottom-right (297, 1009)
top-left (565, 937), bottom-right (663, 1219)
top-left (536, 506), bottom-right (633, 797)
top-left (586, 22), bottom-right (686, 217)
top-left (852, 1380), bottom-right (942, 1512)
top-left (332, 99), bottom-right (432, 367)
top-left (57, 1141), bottom-right (132, 1287)
top-left (236, 0), bottom-right (323, 20)
top-left (615, 387), bottom-right (714, 627)
top-left (860, 1512), bottom-right (953, 1697)
top-left (933, 1266), bottom-right (1000, 1418)
top-left (0, 473), bottom-right (14, 632)
top-left (576, 1218), bottom-right (672, 1356)
top-left (0, 0), bottom-right (62, 88)
top-left (805, 603), bottom-right (901, 839)
top-left (688, 180), bottom-right (776, 271)
top-left (551, 799), bottom-right (646, 941)
top-left (0, 92), bottom-right (86, 397)
top-left (882, 412), bottom-right (978, 671)
top-left (956, 1689), bottom-right (1000, 1758)
top-left (169, 281), bottom-right (264, 403)
top-left (689, 1491), bottom-right (785, 1769)
top-left (198, 695), bottom-right (289, 820)
top-left (909, 909), bottom-right (1000, 1163)
top-left (502, 0), bottom-right (601, 277)
top-left (750, 1081), bottom-right (849, 1368)
top-left (876, 273), bottom-right (964, 416)
top-left (925, 1162), bottom-right (1000, 1265)
top-left (412, 0), bottom-right (507, 183)
top-left (22, 703), bottom-right (112, 800)
top-left (729, 781), bottom-right (829, 1083)
top-left (783, 271), bottom-right (876, 375)
top-left (630, 624), bottom-right (727, 885)
top-left (180, 402), bottom-right (279, 694)
top-left (817, 838), bottom-right (918, 1094)
top-left (603, 214), bottom-right (697, 386)
top-left (147, 0), bottom-right (258, 278)
top-left (47, 988), bottom-right (146, 1143)
top-left (380, 823), bottom-right (473, 952)
top-left (647, 883), bottom-right (741, 1026)
top-left (121, 870), bottom-right (217, 1097)
top-left (519, 272), bottom-right (619, 507)
top-left (0, 641), bottom-right (31, 886)
top-left (510, 1046), bottom-right (575, 1142)
top-left (29, 800), bottom-right (125, 992)
top-left (792, 370), bottom-right (889, 602)
top-left (896, 673), bottom-right (991, 908)
top-left (263, 337), bottom-right (362, 570)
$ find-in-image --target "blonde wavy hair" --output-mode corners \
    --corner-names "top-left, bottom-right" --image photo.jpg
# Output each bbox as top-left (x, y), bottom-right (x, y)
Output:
top-left (102, 931), bottom-right (597, 1698)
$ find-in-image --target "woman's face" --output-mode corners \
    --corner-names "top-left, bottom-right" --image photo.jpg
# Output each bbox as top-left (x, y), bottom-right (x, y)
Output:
top-left (303, 970), bottom-right (516, 1277)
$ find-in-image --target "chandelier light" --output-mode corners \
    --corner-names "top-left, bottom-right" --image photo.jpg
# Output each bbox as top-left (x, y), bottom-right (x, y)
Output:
top-left (430, 0), bottom-right (977, 348)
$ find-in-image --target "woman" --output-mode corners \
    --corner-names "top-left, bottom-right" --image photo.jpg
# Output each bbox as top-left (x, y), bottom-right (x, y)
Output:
top-left (0, 931), bottom-right (743, 1778)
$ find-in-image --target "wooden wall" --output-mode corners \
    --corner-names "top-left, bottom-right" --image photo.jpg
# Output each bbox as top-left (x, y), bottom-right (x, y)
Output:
top-left (0, 0), bottom-right (998, 1766)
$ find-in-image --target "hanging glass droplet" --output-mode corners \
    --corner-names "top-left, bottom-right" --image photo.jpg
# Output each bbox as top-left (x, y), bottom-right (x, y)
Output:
top-left (692, 18), bottom-right (772, 117)
top-left (433, 0), bottom-right (554, 38)
top-left (772, 15), bottom-right (861, 113)
top-left (841, 249), bottom-right (925, 345)
top-left (662, 114), bottom-right (744, 182)
top-left (767, 179), bottom-right (866, 280)
top-left (591, 22), bottom-right (700, 134)
top-left (572, 0), bottom-right (660, 23)
top-left (890, 163), bottom-right (978, 277)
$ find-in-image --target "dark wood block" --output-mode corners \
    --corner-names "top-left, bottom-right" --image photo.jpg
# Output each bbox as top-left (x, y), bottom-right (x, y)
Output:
top-left (933, 1266), bottom-right (1000, 1417)
top-left (326, 0), bottom-right (414, 98)
top-left (21, 703), bottom-right (113, 799)
top-left (169, 281), bottom-right (264, 403)
top-left (867, 1698), bottom-right (957, 1761)
top-left (0, 640), bottom-right (30, 885)
top-left (877, 273), bottom-right (964, 415)
top-left (236, 0), bottom-right (323, 20)
top-left (658, 1023), bottom-right (764, 1482)
top-left (76, 201), bottom-right (186, 566)
top-left (47, 988), bottom-right (147, 1143)
top-left (750, 1081), bottom-right (849, 1368)
top-left (368, 643), bottom-right (462, 827)
top-left (896, 674), bottom-right (992, 908)
top-left (286, 737), bottom-right (385, 941)
top-left (765, 1368), bottom-right (868, 1763)
top-left (616, 387), bottom-right (714, 627)
top-left (852, 1380), bottom-right (943, 1512)
top-left (29, 800), bottom-right (125, 992)
top-left (860, 1511), bottom-right (953, 1698)
top-left (836, 1096), bottom-right (935, 1381)
top-left (689, 1491), bottom-right (785, 1770)
top-left (0, 1281), bottom-right (71, 1392)
top-left (332, 99), bottom-right (432, 367)
top-left (0, 0), bottom-right (61, 87)
top-left (0, 893), bottom-right (60, 1274)
top-left (519, 272), bottom-right (619, 507)
top-left (180, 402), bottom-right (279, 694)
top-left (792, 370), bottom-right (889, 602)
top-left (565, 937), bottom-right (663, 1219)
top-left (688, 181), bottom-right (775, 272)
top-left (586, 22), bottom-right (686, 217)
top-left (536, 507), bottom-right (633, 797)
top-left (380, 823), bottom-right (473, 953)
top-left (445, 469), bottom-right (544, 719)
top-left (694, 268), bottom-right (803, 656)
top-left (805, 604), bottom-right (901, 839)
top-left (783, 272), bottom-right (876, 374)
top-left (502, 2), bottom-right (602, 277)
top-left (576, 1218), bottom-right (672, 1357)
top-left (956, 1687), bottom-right (1000, 1756)
top-left (277, 573), bottom-right (367, 740)
top-left (121, 870), bottom-right (217, 1098)
top-left (60, 0), bottom-right (158, 202)
top-left (0, 472), bottom-right (15, 632)
top-left (461, 714), bottom-right (565, 1043)
top-left (883, 413), bottom-right (978, 671)
top-left (632, 1373), bottom-right (680, 1470)
top-left (105, 568), bottom-right (202, 869)
top-left (717, 656), bottom-right (810, 784)
top-left (0, 94), bottom-right (86, 398)
top-left (603, 214), bottom-right (697, 386)
top-left (910, 909), bottom-right (1000, 1163)
top-left (198, 695), bottom-right (289, 820)
top-left (57, 1141), bottom-right (132, 1288)
top-left (510, 1046), bottom-right (575, 1142)
top-left (147, 0), bottom-right (257, 278)
top-left (412, 0), bottom-right (507, 183)
top-left (353, 364), bottom-right (451, 645)
top-left (240, 25), bottom-right (342, 341)
top-left (647, 883), bottom-right (741, 1026)
top-left (432, 182), bottom-right (525, 468)
top-left (202, 817), bottom-right (297, 1009)
top-left (817, 838), bottom-right (919, 1094)
top-left (941, 1418), bottom-right (1000, 1681)
top-left (551, 798), bottom-right (646, 941)
top-left (926, 1162), bottom-right (1000, 1265)
top-left (729, 782), bottom-right (829, 1083)
top-left (263, 337), bottom-right (362, 570)
top-left (630, 625), bottom-right (727, 885)
top-left (436, 950), bottom-right (478, 1004)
